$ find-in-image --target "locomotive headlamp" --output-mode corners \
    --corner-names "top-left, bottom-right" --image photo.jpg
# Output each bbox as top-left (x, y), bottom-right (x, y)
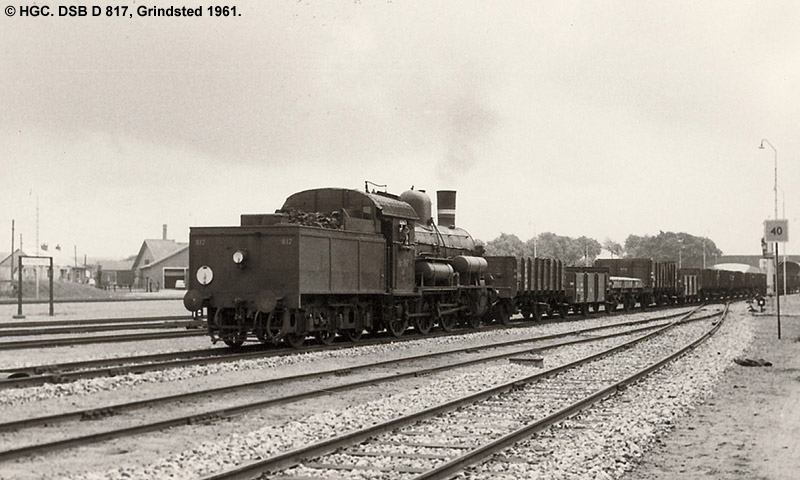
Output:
top-left (232, 250), bottom-right (246, 264)
top-left (196, 266), bottom-right (213, 285)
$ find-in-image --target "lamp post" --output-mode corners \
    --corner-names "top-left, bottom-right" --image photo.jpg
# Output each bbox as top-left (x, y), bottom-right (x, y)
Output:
top-left (778, 185), bottom-right (787, 295)
top-left (759, 138), bottom-right (780, 338)
top-left (759, 139), bottom-right (778, 220)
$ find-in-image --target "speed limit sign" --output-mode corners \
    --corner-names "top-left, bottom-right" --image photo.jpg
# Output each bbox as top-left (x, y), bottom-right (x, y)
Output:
top-left (765, 219), bottom-right (789, 242)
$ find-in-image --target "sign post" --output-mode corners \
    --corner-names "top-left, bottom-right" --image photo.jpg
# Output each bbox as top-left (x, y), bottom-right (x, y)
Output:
top-left (765, 219), bottom-right (789, 339)
top-left (13, 256), bottom-right (55, 319)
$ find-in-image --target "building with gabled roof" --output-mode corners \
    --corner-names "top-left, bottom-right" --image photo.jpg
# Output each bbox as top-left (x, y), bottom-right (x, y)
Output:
top-left (132, 225), bottom-right (189, 290)
top-left (96, 258), bottom-right (136, 289)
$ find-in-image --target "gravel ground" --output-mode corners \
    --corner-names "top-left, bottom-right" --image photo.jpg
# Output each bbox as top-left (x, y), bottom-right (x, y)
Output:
top-left (623, 294), bottom-right (800, 480)
top-left (0, 308), bottom-right (702, 479)
top-left (456, 302), bottom-right (753, 479)
top-left (0, 308), bottom-right (695, 407)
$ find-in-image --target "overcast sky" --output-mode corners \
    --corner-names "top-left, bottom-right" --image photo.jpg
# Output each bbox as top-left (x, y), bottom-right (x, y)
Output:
top-left (2, 1), bottom-right (799, 260)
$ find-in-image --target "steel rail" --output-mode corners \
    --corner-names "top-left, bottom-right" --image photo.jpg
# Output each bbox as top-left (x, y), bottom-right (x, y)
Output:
top-left (414, 303), bottom-right (729, 480)
top-left (0, 310), bottom-right (714, 461)
top-left (0, 315), bottom-right (195, 329)
top-left (0, 309), bottom-right (692, 387)
top-left (0, 321), bottom-right (204, 337)
top-left (0, 330), bottom-right (206, 351)
top-left (198, 306), bottom-right (708, 480)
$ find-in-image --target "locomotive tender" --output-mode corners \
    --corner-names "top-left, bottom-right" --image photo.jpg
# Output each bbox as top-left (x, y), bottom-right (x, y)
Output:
top-left (184, 185), bottom-right (767, 348)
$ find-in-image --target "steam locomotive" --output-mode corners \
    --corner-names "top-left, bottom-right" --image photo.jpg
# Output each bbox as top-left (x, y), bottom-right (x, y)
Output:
top-left (183, 186), bottom-right (765, 348)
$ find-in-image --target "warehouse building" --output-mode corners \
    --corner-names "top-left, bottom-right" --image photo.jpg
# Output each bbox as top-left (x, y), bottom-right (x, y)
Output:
top-left (132, 225), bottom-right (189, 291)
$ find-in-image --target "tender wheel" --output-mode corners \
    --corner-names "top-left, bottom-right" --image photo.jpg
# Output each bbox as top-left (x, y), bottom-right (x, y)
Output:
top-left (315, 330), bottom-right (336, 345)
top-left (254, 311), bottom-right (281, 344)
top-left (285, 333), bottom-right (305, 349)
top-left (580, 304), bottom-right (589, 317)
top-left (558, 305), bottom-right (569, 319)
top-left (223, 331), bottom-right (246, 348)
top-left (520, 307), bottom-right (531, 320)
top-left (344, 328), bottom-right (363, 342)
top-left (606, 301), bottom-right (616, 314)
top-left (591, 303), bottom-right (600, 313)
top-left (466, 314), bottom-right (481, 329)
top-left (388, 304), bottom-right (408, 337)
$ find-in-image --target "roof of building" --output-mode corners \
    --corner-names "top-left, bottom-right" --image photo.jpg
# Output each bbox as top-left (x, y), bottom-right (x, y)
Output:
top-left (133, 239), bottom-right (188, 270)
top-left (1, 249), bottom-right (85, 269)
top-left (97, 259), bottom-right (135, 271)
top-left (138, 245), bottom-right (189, 272)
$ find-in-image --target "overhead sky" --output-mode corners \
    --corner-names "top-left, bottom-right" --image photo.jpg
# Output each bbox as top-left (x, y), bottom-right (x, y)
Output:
top-left (2, 1), bottom-right (798, 260)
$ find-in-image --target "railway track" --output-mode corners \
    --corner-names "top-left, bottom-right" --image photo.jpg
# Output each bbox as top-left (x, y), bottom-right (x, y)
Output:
top-left (0, 303), bottom-right (700, 387)
top-left (196, 304), bottom-right (726, 480)
top-left (0, 314), bottom-right (194, 329)
top-left (0, 329), bottom-right (207, 351)
top-left (0, 307), bottom-right (719, 464)
top-left (0, 308), bottom-right (692, 388)
top-left (0, 314), bottom-right (206, 351)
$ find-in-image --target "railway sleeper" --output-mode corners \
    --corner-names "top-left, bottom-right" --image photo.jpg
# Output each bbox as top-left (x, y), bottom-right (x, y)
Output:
top-left (81, 407), bottom-right (117, 421)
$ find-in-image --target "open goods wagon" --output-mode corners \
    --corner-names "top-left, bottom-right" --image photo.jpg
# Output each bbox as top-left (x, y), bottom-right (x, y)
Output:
top-left (485, 256), bottom-right (568, 321)
top-left (595, 258), bottom-right (678, 308)
top-left (565, 267), bottom-right (609, 315)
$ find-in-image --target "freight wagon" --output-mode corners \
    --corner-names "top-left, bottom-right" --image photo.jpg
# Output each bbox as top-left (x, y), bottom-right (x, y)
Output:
top-left (595, 258), bottom-right (678, 309)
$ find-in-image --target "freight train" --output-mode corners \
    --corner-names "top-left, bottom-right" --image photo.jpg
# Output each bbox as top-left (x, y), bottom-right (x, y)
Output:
top-left (183, 186), bottom-right (766, 347)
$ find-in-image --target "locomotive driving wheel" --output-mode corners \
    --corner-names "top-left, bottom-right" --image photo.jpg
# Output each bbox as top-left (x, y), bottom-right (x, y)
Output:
top-left (465, 311), bottom-right (481, 329)
top-left (494, 301), bottom-right (511, 326)
top-left (439, 312), bottom-right (456, 332)
top-left (412, 299), bottom-right (433, 335)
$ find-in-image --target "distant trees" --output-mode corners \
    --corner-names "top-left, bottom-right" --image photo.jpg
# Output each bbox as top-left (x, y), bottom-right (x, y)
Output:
top-left (624, 231), bottom-right (721, 267)
top-left (602, 239), bottom-right (623, 258)
top-left (484, 233), bottom-right (526, 258)
top-left (483, 232), bottom-right (602, 266)
top-left (481, 230), bottom-right (721, 268)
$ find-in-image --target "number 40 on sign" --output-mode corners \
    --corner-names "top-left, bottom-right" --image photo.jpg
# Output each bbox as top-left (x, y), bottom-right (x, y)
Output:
top-left (765, 219), bottom-right (789, 243)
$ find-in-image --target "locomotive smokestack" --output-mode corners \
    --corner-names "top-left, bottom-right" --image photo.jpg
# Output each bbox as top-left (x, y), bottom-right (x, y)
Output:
top-left (162, 224), bottom-right (168, 240)
top-left (436, 190), bottom-right (457, 227)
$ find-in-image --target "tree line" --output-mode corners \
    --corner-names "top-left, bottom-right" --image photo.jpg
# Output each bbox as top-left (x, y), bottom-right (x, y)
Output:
top-left (481, 231), bottom-right (721, 268)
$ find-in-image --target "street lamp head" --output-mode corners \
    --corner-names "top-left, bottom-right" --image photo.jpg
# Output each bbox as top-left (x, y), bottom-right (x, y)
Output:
top-left (759, 139), bottom-right (766, 149)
